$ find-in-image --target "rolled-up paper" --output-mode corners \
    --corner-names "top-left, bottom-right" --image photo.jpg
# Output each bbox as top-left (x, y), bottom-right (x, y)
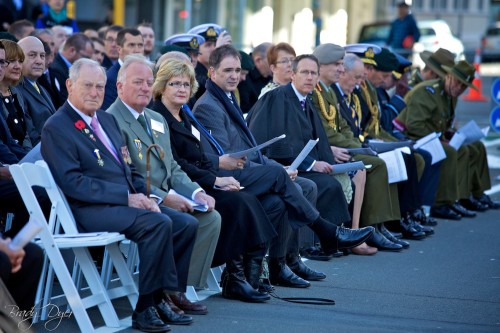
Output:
top-left (8, 218), bottom-right (43, 251)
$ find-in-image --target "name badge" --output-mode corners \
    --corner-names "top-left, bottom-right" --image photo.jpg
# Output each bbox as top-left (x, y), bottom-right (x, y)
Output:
top-left (191, 126), bottom-right (201, 141)
top-left (150, 119), bottom-right (165, 134)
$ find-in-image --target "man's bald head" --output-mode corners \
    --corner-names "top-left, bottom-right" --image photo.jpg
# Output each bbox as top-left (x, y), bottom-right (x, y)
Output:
top-left (18, 36), bottom-right (46, 80)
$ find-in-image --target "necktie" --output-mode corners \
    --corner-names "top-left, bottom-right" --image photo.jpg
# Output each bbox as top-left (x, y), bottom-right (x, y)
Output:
top-left (33, 82), bottom-right (40, 94)
top-left (90, 116), bottom-right (121, 164)
top-left (346, 95), bottom-right (358, 127)
top-left (137, 113), bottom-right (151, 138)
top-left (300, 99), bottom-right (306, 111)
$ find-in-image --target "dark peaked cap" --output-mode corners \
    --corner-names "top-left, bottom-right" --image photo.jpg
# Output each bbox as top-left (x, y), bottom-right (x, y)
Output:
top-left (374, 48), bottom-right (399, 72)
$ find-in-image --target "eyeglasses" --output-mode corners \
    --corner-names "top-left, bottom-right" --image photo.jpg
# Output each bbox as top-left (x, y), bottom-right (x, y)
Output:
top-left (297, 69), bottom-right (318, 77)
top-left (0, 59), bottom-right (10, 67)
top-left (275, 58), bottom-right (295, 65)
top-left (105, 37), bottom-right (116, 43)
top-left (167, 81), bottom-right (191, 89)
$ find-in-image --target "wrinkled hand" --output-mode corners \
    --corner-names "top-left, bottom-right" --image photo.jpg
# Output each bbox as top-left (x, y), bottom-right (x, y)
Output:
top-left (163, 193), bottom-right (194, 213)
top-left (330, 146), bottom-right (351, 163)
top-left (219, 154), bottom-right (246, 170)
top-left (0, 238), bottom-right (25, 273)
top-left (216, 31), bottom-right (232, 47)
top-left (311, 161), bottom-right (333, 174)
top-left (194, 191), bottom-right (216, 211)
top-left (284, 167), bottom-right (298, 181)
top-left (128, 193), bottom-right (160, 212)
top-left (215, 176), bottom-right (241, 191)
top-left (0, 166), bottom-right (13, 181)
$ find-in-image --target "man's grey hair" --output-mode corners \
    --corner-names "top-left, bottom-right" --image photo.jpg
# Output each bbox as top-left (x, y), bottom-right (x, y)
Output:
top-left (343, 53), bottom-right (362, 72)
top-left (69, 58), bottom-right (107, 83)
top-left (252, 42), bottom-right (272, 59)
top-left (117, 54), bottom-right (154, 84)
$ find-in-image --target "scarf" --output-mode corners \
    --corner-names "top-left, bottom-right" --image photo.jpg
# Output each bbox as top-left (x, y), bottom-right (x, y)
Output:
top-left (49, 8), bottom-right (68, 24)
top-left (182, 104), bottom-right (224, 155)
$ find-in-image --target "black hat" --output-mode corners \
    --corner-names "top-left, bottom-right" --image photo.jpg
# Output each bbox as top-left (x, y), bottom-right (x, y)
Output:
top-left (373, 48), bottom-right (399, 72)
top-left (239, 50), bottom-right (254, 71)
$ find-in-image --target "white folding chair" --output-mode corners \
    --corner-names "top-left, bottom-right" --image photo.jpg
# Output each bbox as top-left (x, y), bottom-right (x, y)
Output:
top-left (10, 161), bottom-right (138, 332)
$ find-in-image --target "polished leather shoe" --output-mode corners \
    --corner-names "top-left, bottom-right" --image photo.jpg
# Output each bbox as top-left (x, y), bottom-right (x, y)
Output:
top-left (451, 202), bottom-right (476, 217)
top-left (379, 224), bottom-right (409, 249)
top-left (412, 208), bottom-right (438, 226)
top-left (476, 194), bottom-right (500, 209)
top-left (132, 306), bottom-right (171, 332)
top-left (400, 217), bottom-right (426, 240)
top-left (170, 292), bottom-right (208, 315)
top-left (335, 226), bottom-right (374, 250)
top-left (287, 255), bottom-right (326, 281)
top-left (351, 242), bottom-right (378, 255)
top-left (155, 299), bottom-right (193, 325)
top-left (269, 259), bottom-right (310, 288)
top-left (430, 205), bottom-right (462, 220)
top-left (459, 197), bottom-right (488, 212)
top-left (163, 295), bottom-right (184, 315)
top-left (366, 228), bottom-right (403, 251)
top-left (411, 219), bottom-right (434, 236)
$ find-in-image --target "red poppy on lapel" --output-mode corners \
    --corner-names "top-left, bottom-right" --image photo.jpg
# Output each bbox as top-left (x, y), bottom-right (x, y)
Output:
top-left (75, 120), bottom-right (86, 130)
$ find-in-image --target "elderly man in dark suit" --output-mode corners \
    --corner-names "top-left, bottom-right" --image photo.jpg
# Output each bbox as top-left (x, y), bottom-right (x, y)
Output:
top-left (17, 36), bottom-right (56, 137)
top-left (48, 33), bottom-right (93, 108)
top-left (193, 45), bottom-right (373, 287)
top-left (107, 55), bottom-right (221, 312)
top-left (41, 58), bottom-right (198, 332)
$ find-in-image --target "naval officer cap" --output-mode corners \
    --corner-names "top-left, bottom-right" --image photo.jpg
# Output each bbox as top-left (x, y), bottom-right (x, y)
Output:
top-left (373, 48), bottom-right (399, 72)
top-left (312, 43), bottom-right (345, 64)
top-left (392, 52), bottom-right (412, 79)
top-left (164, 33), bottom-right (205, 54)
top-left (187, 23), bottom-right (222, 42)
top-left (344, 43), bottom-right (382, 66)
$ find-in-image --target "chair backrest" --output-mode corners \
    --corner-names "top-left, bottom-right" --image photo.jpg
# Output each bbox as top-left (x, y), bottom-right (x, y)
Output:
top-left (10, 161), bottom-right (80, 235)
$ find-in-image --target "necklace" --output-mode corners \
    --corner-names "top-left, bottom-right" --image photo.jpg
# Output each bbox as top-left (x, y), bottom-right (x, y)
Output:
top-left (0, 87), bottom-right (14, 104)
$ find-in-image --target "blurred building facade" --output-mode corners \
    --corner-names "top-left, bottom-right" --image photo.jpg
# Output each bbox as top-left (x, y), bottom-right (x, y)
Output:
top-left (73, 0), bottom-right (494, 52)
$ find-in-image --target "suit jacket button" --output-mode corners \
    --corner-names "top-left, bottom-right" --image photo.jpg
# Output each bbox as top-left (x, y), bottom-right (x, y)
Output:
top-left (195, 161), bottom-right (201, 167)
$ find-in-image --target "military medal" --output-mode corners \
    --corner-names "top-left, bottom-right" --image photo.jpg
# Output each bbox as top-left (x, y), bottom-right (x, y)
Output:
top-left (134, 139), bottom-right (143, 159)
top-left (94, 149), bottom-right (104, 166)
top-left (121, 146), bottom-right (132, 164)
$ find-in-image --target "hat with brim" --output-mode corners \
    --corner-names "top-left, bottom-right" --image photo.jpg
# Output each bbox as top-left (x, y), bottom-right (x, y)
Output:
top-left (442, 60), bottom-right (478, 91)
top-left (420, 48), bottom-right (455, 78)
top-left (344, 43), bottom-right (382, 66)
top-left (239, 50), bottom-right (254, 71)
top-left (392, 52), bottom-right (412, 79)
top-left (165, 33), bottom-right (205, 54)
top-left (373, 48), bottom-right (399, 72)
top-left (187, 23), bottom-right (222, 42)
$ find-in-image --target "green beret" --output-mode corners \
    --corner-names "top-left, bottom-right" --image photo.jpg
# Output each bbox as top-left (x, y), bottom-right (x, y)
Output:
top-left (373, 48), bottom-right (399, 72)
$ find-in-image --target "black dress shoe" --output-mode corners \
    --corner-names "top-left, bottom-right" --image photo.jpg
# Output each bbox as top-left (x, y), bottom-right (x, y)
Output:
top-left (366, 228), bottom-right (403, 251)
top-left (459, 197), bottom-right (488, 212)
top-left (379, 224), bottom-right (409, 249)
top-left (287, 255), bottom-right (326, 281)
top-left (156, 299), bottom-right (193, 325)
top-left (334, 226), bottom-right (374, 250)
top-left (451, 202), bottom-right (476, 217)
top-left (412, 208), bottom-right (438, 226)
top-left (132, 306), bottom-right (171, 332)
top-left (411, 219), bottom-right (434, 235)
top-left (268, 258), bottom-right (310, 288)
top-left (476, 194), bottom-right (500, 209)
top-left (400, 217), bottom-right (426, 240)
top-left (430, 205), bottom-right (462, 220)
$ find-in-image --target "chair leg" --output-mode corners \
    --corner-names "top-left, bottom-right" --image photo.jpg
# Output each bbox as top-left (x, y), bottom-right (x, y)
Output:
top-left (73, 248), bottom-right (120, 328)
top-left (106, 243), bottom-right (138, 307)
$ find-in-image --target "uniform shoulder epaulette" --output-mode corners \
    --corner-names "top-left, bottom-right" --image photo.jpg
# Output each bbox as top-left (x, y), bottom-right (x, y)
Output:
top-left (425, 85), bottom-right (436, 94)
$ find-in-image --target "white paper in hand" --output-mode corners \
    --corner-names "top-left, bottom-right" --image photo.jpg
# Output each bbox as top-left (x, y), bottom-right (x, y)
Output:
top-left (8, 218), bottom-right (44, 251)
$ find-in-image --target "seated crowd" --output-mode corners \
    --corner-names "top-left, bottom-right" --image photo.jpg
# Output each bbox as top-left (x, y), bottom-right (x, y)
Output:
top-left (0, 17), bottom-right (498, 333)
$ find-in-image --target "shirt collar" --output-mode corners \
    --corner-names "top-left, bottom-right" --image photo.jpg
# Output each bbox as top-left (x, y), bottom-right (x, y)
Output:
top-left (68, 100), bottom-right (94, 126)
top-left (122, 99), bottom-right (143, 120)
top-left (291, 83), bottom-right (308, 102)
top-left (59, 52), bottom-right (72, 69)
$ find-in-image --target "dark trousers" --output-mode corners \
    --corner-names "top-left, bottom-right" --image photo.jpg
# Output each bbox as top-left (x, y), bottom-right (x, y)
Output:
top-left (416, 149), bottom-right (441, 206)
top-left (397, 153), bottom-right (421, 214)
top-left (122, 206), bottom-right (197, 295)
top-left (0, 242), bottom-right (43, 311)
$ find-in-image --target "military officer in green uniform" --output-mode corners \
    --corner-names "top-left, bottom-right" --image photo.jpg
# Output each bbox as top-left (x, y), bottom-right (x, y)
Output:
top-left (310, 44), bottom-right (404, 252)
top-left (396, 60), bottom-right (499, 220)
